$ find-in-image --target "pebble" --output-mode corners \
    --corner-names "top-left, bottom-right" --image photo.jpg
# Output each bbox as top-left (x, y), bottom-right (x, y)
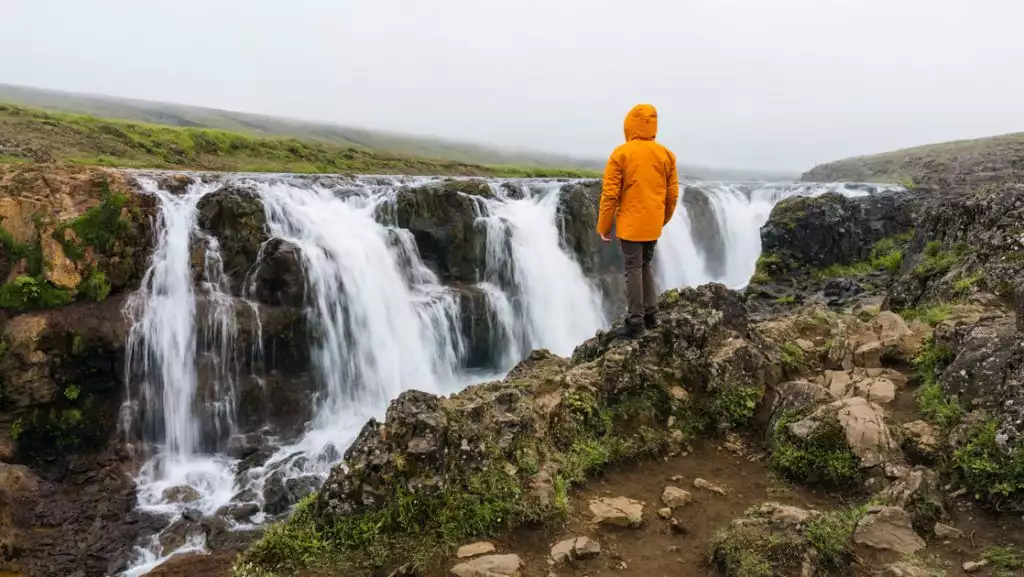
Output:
top-left (693, 478), bottom-right (727, 495)
top-left (658, 507), bottom-right (672, 520)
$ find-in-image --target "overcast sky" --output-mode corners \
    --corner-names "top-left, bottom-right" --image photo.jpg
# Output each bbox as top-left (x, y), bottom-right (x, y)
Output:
top-left (2, 0), bottom-right (1022, 171)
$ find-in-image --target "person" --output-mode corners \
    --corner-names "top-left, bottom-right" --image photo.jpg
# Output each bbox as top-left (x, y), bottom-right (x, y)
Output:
top-left (596, 103), bottom-right (680, 339)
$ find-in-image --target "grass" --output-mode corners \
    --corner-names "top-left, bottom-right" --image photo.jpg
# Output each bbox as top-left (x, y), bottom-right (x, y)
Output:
top-left (913, 241), bottom-right (967, 279)
top-left (984, 545), bottom-right (1024, 576)
top-left (780, 342), bottom-right (807, 374)
top-left (0, 103), bottom-right (598, 177)
top-left (913, 335), bottom-right (961, 430)
top-left (953, 419), bottom-right (1024, 506)
top-left (812, 232), bottom-right (911, 280)
top-left (899, 303), bottom-right (954, 326)
top-left (804, 506), bottom-right (867, 570)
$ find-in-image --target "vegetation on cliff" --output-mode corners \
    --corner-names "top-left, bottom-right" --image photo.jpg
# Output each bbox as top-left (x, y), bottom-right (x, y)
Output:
top-left (0, 104), bottom-right (598, 178)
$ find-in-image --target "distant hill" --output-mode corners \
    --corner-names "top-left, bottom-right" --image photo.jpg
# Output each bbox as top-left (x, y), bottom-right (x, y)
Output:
top-left (0, 83), bottom-right (795, 181)
top-left (0, 83), bottom-right (603, 170)
top-left (801, 132), bottom-right (1024, 189)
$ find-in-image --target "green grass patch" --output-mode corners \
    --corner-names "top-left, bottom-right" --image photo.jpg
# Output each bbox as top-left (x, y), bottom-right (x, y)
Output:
top-left (984, 545), bottom-right (1024, 576)
top-left (913, 241), bottom-right (967, 278)
top-left (780, 342), bottom-right (807, 374)
top-left (774, 295), bottom-right (796, 305)
top-left (707, 386), bottom-right (762, 428)
top-left (804, 506), bottom-right (867, 570)
top-left (953, 419), bottom-right (1024, 505)
top-left (813, 232), bottom-right (911, 280)
top-left (954, 270), bottom-right (984, 296)
top-left (771, 411), bottom-right (863, 490)
top-left (912, 335), bottom-right (961, 430)
top-left (77, 270), bottom-right (111, 302)
top-left (898, 303), bottom-right (953, 326)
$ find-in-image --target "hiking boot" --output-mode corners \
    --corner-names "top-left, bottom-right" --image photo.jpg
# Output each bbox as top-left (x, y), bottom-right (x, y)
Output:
top-left (609, 320), bottom-right (647, 340)
top-left (644, 312), bottom-right (660, 330)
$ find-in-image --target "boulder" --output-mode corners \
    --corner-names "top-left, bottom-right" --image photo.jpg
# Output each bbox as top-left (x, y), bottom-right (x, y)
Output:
top-left (450, 554), bottom-right (523, 577)
top-left (163, 486), bottom-right (202, 504)
top-left (661, 486), bottom-right (692, 509)
top-left (933, 522), bottom-right (963, 540)
top-left (853, 507), bottom-right (926, 555)
top-left (550, 536), bottom-right (601, 564)
top-left (900, 421), bottom-right (941, 463)
top-left (589, 497), bottom-right (644, 528)
top-left (457, 542), bottom-right (497, 559)
top-left (876, 468), bottom-right (947, 531)
top-left (787, 397), bottom-right (901, 469)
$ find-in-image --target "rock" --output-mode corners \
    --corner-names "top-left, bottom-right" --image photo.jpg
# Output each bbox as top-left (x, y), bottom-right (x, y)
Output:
top-left (877, 468), bottom-right (948, 531)
top-left (661, 486), bottom-right (692, 509)
top-left (693, 478), bottom-right (727, 495)
top-left (877, 562), bottom-right (934, 577)
top-left (853, 377), bottom-right (896, 404)
top-left (215, 502), bottom-right (261, 522)
top-left (768, 380), bottom-right (837, 431)
top-left (457, 541), bottom-right (497, 559)
top-left (162, 485), bottom-right (202, 504)
top-left (550, 536), bottom-right (601, 564)
top-left (933, 522), bottom-right (963, 539)
top-left (853, 507), bottom-right (926, 555)
top-left (450, 554), bottom-right (523, 577)
top-left (854, 341), bottom-right (883, 369)
top-left (589, 497), bottom-right (644, 527)
top-left (787, 396), bottom-right (901, 468)
top-left (900, 421), bottom-right (941, 462)
top-left (194, 185), bottom-right (270, 297)
top-left (962, 560), bottom-right (987, 573)
top-left (658, 507), bottom-right (672, 520)
top-left (683, 186), bottom-right (728, 279)
top-left (749, 502), bottom-right (813, 527)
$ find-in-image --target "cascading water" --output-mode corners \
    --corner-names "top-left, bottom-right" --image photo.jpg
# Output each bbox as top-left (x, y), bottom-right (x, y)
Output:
top-left (118, 171), bottom-right (900, 576)
top-left (475, 182), bottom-right (606, 358)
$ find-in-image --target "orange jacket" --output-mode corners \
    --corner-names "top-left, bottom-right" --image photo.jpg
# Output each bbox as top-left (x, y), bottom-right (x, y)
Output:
top-left (596, 104), bottom-right (680, 242)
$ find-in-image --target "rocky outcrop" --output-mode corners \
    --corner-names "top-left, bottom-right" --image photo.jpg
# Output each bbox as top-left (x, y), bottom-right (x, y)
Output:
top-left (757, 189), bottom-right (918, 280)
top-left (683, 185), bottom-right (726, 278)
top-left (238, 284), bottom-right (783, 574)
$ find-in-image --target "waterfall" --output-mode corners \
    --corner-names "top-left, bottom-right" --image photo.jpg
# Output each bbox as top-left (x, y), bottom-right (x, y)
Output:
top-left (118, 172), bottom-right (898, 576)
top-left (476, 182), bottom-right (606, 358)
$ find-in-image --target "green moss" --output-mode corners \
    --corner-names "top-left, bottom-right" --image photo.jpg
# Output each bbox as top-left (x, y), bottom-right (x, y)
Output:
top-left (771, 411), bottom-right (863, 490)
top-left (78, 270), bottom-right (112, 302)
top-left (0, 275), bottom-right (73, 311)
top-left (952, 419), bottom-right (1024, 504)
top-left (804, 506), bottom-right (866, 570)
top-left (751, 252), bottom-right (783, 284)
top-left (913, 336), bottom-right (961, 430)
top-left (55, 180), bottom-right (130, 255)
top-left (774, 295), bottom-right (796, 305)
top-left (913, 241), bottom-right (967, 278)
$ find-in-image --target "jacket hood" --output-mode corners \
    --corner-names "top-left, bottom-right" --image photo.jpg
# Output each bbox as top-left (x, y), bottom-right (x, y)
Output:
top-left (624, 104), bottom-right (658, 141)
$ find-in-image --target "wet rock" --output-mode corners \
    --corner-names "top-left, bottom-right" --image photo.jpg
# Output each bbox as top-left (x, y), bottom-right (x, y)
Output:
top-left (661, 486), bottom-right (692, 509)
top-left (457, 541), bottom-right (497, 559)
top-left (683, 185), bottom-right (728, 279)
top-left (160, 518), bottom-right (202, 555)
top-left (393, 180), bottom-right (488, 282)
top-left (216, 502), bottom-right (261, 522)
top-left (693, 478), bottom-right (727, 496)
top-left (202, 516), bottom-right (263, 552)
top-left (589, 497), bottom-right (644, 527)
top-left (853, 507), bottom-right (926, 555)
top-left (551, 536), bottom-right (601, 565)
top-left (195, 185), bottom-right (269, 295)
top-left (163, 485), bottom-right (202, 504)
top-left (450, 554), bottom-right (523, 577)
top-left (182, 507), bottom-right (203, 523)
top-left (248, 238), bottom-right (306, 307)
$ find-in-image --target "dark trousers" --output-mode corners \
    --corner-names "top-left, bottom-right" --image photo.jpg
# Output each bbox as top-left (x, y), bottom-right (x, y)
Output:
top-left (620, 239), bottom-right (657, 325)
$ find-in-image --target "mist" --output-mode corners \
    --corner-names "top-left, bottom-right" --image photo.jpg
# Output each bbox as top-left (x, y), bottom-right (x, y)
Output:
top-left (2, 0), bottom-right (1022, 171)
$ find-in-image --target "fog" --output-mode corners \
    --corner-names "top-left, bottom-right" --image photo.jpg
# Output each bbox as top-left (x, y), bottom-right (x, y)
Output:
top-left (2, 0), bottom-right (1022, 171)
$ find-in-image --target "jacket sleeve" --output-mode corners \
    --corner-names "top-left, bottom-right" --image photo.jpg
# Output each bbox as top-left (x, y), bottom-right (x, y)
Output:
top-left (597, 149), bottom-right (623, 235)
top-left (664, 150), bottom-right (680, 225)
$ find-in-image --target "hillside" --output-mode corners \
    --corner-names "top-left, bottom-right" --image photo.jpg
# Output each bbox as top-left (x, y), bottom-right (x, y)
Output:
top-left (0, 83), bottom-right (601, 171)
top-left (801, 131), bottom-right (1024, 188)
top-left (0, 84), bottom-right (797, 181)
top-left (0, 103), bottom-right (597, 177)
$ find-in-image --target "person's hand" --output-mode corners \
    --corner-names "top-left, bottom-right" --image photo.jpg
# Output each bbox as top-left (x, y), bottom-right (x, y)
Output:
top-left (599, 232), bottom-right (612, 243)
